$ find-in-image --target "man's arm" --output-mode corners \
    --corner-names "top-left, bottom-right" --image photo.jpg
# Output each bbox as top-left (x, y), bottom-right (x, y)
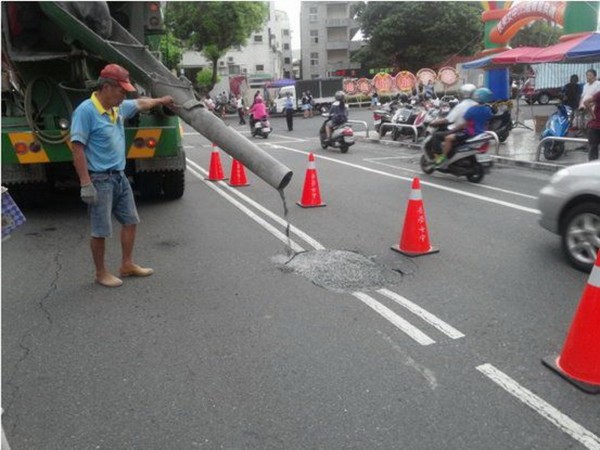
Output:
top-left (584, 95), bottom-right (596, 120)
top-left (71, 142), bottom-right (91, 186)
top-left (136, 96), bottom-right (175, 112)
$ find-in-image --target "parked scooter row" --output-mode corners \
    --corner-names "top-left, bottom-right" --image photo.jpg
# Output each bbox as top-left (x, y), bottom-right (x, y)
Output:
top-left (373, 94), bottom-right (512, 145)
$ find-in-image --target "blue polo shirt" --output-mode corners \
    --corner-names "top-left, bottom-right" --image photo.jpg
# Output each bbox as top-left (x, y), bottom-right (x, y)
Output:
top-left (70, 93), bottom-right (139, 171)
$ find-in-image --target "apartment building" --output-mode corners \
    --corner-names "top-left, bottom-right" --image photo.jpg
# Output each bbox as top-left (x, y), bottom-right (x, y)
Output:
top-left (300, 1), bottom-right (361, 79)
top-left (180, 2), bottom-right (292, 89)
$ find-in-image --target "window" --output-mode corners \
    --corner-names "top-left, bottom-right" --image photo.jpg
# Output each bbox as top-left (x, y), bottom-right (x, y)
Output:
top-left (283, 43), bottom-right (290, 50)
top-left (310, 30), bottom-right (318, 44)
top-left (284, 57), bottom-right (291, 64)
top-left (254, 35), bottom-right (263, 43)
top-left (283, 29), bottom-right (289, 36)
top-left (310, 52), bottom-right (319, 66)
top-left (256, 64), bottom-right (264, 71)
top-left (309, 7), bottom-right (318, 22)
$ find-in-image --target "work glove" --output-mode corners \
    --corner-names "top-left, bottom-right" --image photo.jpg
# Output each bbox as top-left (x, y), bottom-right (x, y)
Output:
top-left (80, 183), bottom-right (98, 205)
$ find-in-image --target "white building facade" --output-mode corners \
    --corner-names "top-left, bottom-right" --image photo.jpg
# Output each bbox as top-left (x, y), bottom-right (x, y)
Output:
top-left (300, 1), bottom-right (361, 79)
top-left (181, 2), bottom-right (292, 90)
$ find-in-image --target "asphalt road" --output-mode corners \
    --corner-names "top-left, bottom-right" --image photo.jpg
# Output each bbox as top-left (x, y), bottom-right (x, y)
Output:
top-left (2, 109), bottom-right (598, 449)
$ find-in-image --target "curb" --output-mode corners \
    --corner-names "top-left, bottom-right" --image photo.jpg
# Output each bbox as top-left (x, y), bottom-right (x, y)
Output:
top-left (356, 135), bottom-right (563, 172)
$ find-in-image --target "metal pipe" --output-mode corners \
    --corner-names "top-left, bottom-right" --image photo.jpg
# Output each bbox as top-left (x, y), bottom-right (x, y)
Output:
top-left (483, 131), bottom-right (500, 155)
top-left (346, 119), bottom-right (369, 138)
top-left (535, 136), bottom-right (588, 162)
top-left (151, 80), bottom-right (293, 191)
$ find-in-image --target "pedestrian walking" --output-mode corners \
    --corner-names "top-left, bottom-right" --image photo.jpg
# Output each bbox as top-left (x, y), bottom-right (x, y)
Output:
top-left (301, 92), bottom-right (310, 118)
top-left (370, 92), bottom-right (379, 109)
top-left (583, 90), bottom-right (600, 160)
top-left (236, 93), bottom-right (246, 125)
top-left (284, 91), bottom-right (294, 131)
top-left (307, 90), bottom-right (314, 118)
top-left (70, 63), bottom-right (174, 287)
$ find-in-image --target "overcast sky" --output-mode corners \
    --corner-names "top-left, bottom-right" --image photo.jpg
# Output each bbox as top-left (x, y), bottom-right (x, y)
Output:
top-left (274, 0), bottom-right (301, 50)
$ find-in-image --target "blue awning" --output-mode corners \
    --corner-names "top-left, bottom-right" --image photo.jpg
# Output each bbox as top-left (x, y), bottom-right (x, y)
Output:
top-left (462, 56), bottom-right (493, 69)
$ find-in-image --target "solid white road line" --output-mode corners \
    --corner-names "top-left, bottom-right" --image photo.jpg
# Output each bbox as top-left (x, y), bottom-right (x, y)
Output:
top-left (186, 158), bottom-right (325, 251)
top-left (476, 363), bottom-right (600, 450)
top-left (365, 157), bottom-right (539, 200)
top-left (377, 288), bottom-right (465, 339)
top-left (267, 144), bottom-right (540, 214)
top-left (353, 292), bottom-right (435, 346)
top-left (186, 165), bottom-right (305, 254)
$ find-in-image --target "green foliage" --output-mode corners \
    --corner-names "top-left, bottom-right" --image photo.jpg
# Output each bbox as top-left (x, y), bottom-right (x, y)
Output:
top-left (510, 22), bottom-right (563, 48)
top-left (159, 32), bottom-right (183, 71)
top-left (353, 2), bottom-right (484, 72)
top-left (196, 69), bottom-right (220, 92)
top-left (165, 2), bottom-right (269, 88)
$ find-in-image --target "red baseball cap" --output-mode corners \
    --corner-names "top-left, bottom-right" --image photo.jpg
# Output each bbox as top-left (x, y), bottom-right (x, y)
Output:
top-left (99, 64), bottom-right (136, 92)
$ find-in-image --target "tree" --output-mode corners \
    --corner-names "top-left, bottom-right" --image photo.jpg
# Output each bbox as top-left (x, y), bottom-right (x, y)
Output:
top-left (165, 2), bottom-right (269, 89)
top-left (159, 31), bottom-right (183, 71)
top-left (510, 21), bottom-right (563, 48)
top-left (353, 2), bottom-right (484, 72)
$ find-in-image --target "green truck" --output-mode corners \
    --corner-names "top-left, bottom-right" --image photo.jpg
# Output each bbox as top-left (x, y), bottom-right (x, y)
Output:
top-left (2, 2), bottom-right (292, 202)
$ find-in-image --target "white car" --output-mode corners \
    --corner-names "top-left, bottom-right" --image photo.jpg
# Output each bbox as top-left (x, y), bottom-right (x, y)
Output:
top-left (538, 161), bottom-right (600, 272)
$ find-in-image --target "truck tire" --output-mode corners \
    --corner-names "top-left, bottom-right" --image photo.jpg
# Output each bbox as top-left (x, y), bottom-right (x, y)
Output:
top-left (136, 172), bottom-right (162, 200)
top-left (163, 170), bottom-right (185, 199)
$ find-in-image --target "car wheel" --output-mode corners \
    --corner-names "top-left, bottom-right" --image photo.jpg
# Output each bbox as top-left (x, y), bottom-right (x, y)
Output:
top-left (561, 202), bottom-right (600, 272)
top-left (538, 93), bottom-right (550, 105)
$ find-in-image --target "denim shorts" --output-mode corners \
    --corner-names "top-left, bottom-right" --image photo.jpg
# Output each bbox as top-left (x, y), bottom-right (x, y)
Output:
top-left (89, 171), bottom-right (139, 238)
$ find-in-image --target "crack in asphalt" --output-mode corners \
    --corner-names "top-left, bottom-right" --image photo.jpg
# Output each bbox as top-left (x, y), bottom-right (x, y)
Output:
top-left (4, 249), bottom-right (62, 436)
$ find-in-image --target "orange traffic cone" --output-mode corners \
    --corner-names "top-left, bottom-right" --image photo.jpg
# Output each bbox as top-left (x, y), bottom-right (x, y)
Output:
top-left (228, 159), bottom-right (249, 187)
top-left (543, 250), bottom-right (600, 394)
top-left (206, 143), bottom-right (227, 181)
top-left (391, 177), bottom-right (438, 256)
top-left (297, 152), bottom-right (326, 208)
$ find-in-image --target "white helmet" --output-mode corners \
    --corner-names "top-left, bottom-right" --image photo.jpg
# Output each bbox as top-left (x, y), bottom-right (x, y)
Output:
top-left (459, 83), bottom-right (477, 99)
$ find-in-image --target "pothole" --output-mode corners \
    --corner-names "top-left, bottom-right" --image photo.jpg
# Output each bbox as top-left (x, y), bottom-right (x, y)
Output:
top-left (273, 249), bottom-right (406, 293)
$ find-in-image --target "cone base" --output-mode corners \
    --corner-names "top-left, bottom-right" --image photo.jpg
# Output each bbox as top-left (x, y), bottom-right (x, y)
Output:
top-left (229, 182), bottom-right (250, 187)
top-left (206, 177), bottom-right (228, 182)
top-left (542, 355), bottom-right (600, 394)
top-left (297, 201), bottom-right (326, 208)
top-left (391, 244), bottom-right (439, 257)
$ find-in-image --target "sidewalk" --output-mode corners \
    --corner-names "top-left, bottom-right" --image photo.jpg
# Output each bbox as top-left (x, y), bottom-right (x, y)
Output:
top-left (355, 118), bottom-right (591, 172)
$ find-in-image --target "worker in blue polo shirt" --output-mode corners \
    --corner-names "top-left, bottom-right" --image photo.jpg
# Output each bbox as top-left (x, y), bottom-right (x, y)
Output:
top-left (70, 63), bottom-right (174, 288)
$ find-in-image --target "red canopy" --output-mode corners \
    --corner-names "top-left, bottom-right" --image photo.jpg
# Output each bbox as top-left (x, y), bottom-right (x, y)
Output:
top-left (491, 47), bottom-right (543, 64)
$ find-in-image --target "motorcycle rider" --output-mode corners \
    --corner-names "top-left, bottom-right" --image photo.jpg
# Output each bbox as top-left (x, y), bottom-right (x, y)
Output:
top-left (435, 87), bottom-right (494, 166)
top-left (325, 91), bottom-right (349, 141)
top-left (428, 83), bottom-right (477, 153)
top-left (248, 95), bottom-right (268, 129)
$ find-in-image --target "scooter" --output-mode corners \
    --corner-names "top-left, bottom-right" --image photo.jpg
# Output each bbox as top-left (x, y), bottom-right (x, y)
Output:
top-left (540, 104), bottom-right (573, 160)
top-left (421, 125), bottom-right (495, 183)
top-left (373, 98), bottom-right (400, 137)
top-left (319, 115), bottom-right (355, 153)
top-left (249, 114), bottom-right (271, 139)
top-left (488, 103), bottom-right (513, 142)
top-left (390, 97), bottom-right (421, 141)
